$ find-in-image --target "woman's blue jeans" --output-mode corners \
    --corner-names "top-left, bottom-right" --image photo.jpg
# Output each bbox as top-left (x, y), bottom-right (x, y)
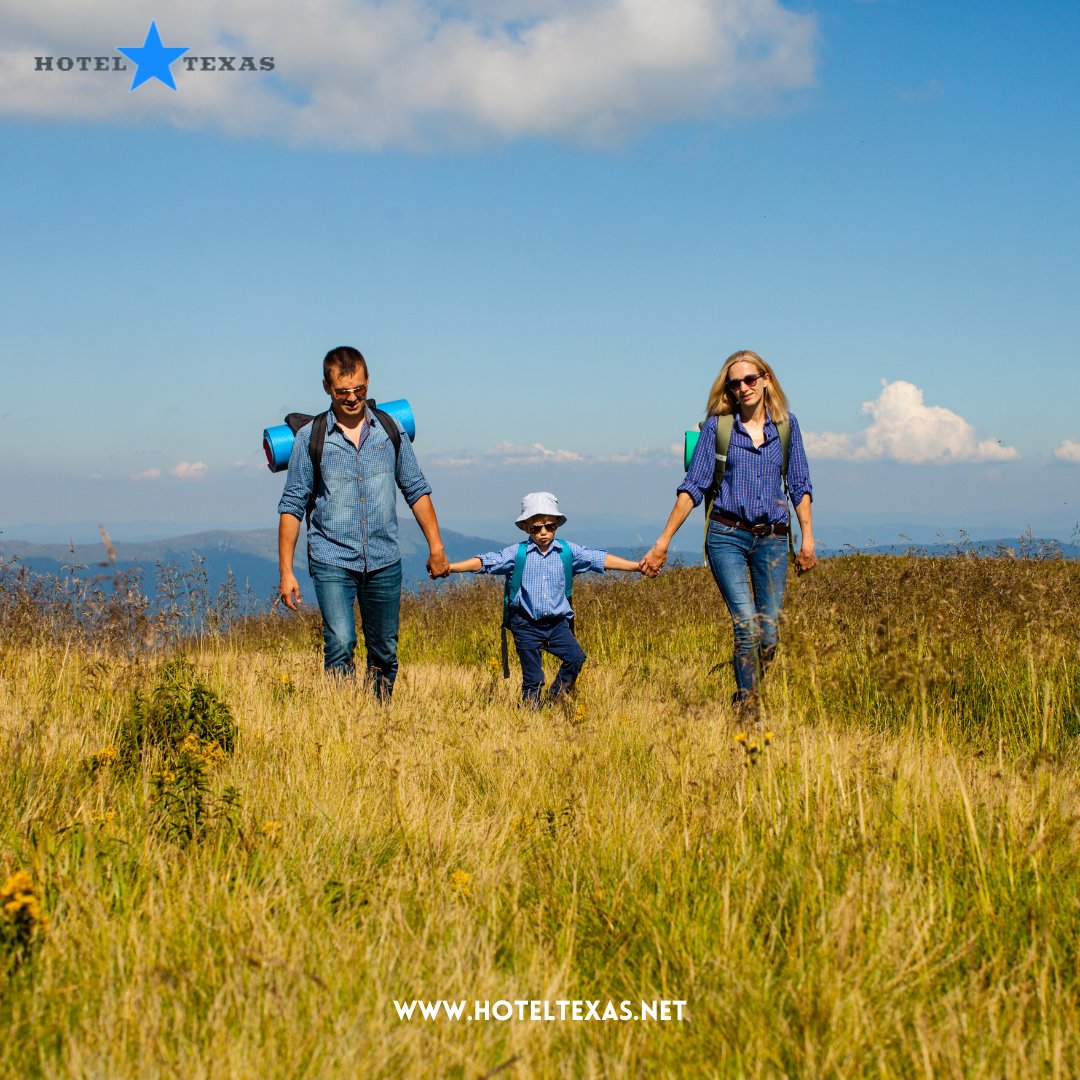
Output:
top-left (308, 558), bottom-right (402, 700)
top-left (705, 521), bottom-right (788, 702)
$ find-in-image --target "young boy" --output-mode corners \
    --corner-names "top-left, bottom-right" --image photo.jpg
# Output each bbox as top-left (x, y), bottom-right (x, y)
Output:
top-left (447, 492), bottom-right (645, 705)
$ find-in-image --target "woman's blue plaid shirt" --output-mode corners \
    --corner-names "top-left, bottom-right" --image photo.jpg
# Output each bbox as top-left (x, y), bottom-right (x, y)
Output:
top-left (678, 411), bottom-right (812, 524)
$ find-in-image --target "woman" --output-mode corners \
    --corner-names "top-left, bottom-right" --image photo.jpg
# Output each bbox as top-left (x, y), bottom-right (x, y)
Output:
top-left (643, 350), bottom-right (815, 718)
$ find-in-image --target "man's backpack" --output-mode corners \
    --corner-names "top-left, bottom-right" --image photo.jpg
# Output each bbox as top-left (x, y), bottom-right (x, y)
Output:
top-left (500, 540), bottom-right (575, 679)
top-left (284, 402), bottom-right (402, 525)
top-left (700, 413), bottom-right (792, 561)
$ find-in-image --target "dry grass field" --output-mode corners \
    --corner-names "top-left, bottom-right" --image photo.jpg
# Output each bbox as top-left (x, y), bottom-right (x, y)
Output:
top-left (1, 553), bottom-right (1078, 1078)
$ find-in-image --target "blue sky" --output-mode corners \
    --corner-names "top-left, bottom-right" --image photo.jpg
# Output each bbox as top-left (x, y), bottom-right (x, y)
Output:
top-left (1, 0), bottom-right (1077, 546)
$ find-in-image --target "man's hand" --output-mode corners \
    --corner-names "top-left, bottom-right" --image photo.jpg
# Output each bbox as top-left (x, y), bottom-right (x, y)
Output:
top-left (427, 549), bottom-right (450, 579)
top-left (279, 572), bottom-right (302, 610)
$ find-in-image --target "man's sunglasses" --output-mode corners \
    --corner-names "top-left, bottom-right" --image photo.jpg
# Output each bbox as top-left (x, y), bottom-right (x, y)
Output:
top-left (527, 522), bottom-right (559, 534)
top-left (329, 383), bottom-right (368, 399)
top-left (727, 372), bottom-right (765, 393)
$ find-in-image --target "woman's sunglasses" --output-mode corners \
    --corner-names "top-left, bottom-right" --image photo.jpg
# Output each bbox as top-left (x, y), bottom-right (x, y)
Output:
top-left (726, 372), bottom-right (765, 393)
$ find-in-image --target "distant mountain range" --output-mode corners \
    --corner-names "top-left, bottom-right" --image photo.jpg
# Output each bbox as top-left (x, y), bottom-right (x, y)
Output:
top-left (0, 523), bottom-right (508, 605)
top-left (1, 525), bottom-right (1074, 609)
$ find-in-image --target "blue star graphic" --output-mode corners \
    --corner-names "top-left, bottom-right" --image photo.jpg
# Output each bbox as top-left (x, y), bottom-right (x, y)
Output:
top-left (116, 21), bottom-right (189, 91)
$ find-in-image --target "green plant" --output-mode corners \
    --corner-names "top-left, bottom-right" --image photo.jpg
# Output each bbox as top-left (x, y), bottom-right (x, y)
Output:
top-left (149, 751), bottom-right (241, 848)
top-left (0, 869), bottom-right (48, 969)
top-left (118, 658), bottom-right (237, 767)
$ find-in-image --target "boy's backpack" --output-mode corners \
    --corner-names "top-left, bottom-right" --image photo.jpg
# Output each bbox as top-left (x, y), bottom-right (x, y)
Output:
top-left (500, 540), bottom-right (575, 679)
top-left (284, 402), bottom-right (402, 525)
top-left (700, 413), bottom-right (792, 561)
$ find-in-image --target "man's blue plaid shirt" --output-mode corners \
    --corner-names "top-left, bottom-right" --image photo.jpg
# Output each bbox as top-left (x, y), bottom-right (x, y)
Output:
top-left (278, 407), bottom-right (432, 572)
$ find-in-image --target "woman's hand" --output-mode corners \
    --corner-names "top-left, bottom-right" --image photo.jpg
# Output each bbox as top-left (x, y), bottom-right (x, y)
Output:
top-left (643, 494), bottom-right (695, 578)
top-left (642, 542), bottom-right (668, 577)
top-left (792, 495), bottom-right (816, 576)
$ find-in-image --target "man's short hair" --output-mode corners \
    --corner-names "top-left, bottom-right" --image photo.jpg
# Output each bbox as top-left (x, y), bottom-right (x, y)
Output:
top-left (323, 346), bottom-right (369, 382)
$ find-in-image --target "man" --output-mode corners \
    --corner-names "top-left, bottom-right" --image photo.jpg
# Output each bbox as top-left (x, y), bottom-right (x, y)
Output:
top-left (277, 345), bottom-right (450, 700)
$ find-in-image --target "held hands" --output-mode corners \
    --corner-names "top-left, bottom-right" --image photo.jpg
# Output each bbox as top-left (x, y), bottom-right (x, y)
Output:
top-left (427, 549), bottom-right (451, 579)
top-left (641, 543), bottom-right (667, 578)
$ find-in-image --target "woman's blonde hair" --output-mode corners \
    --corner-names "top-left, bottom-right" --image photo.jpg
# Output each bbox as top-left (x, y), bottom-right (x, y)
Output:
top-left (705, 349), bottom-right (790, 423)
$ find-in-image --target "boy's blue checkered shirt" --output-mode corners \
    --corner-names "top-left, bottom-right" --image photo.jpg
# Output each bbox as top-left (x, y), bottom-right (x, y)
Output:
top-left (477, 539), bottom-right (606, 620)
top-left (678, 411), bottom-right (812, 523)
top-left (277, 407), bottom-right (432, 572)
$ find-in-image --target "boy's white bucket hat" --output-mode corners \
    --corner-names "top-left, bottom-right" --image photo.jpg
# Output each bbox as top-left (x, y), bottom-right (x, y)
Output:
top-left (515, 491), bottom-right (567, 531)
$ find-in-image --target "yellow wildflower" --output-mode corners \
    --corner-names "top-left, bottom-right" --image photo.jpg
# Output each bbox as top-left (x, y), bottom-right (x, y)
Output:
top-left (734, 731), bottom-right (747, 744)
top-left (1, 870), bottom-right (48, 933)
top-left (261, 821), bottom-right (283, 841)
top-left (198, 742), bottom-right (227, 766)
top-left (450, 870), bottom-right (472, 897)
top-left (0, 871), bottom-right (33, 904)
top-left (90, 746), bottom-right (118, 768)
top-left (4, 892), bottom-right (39, 919)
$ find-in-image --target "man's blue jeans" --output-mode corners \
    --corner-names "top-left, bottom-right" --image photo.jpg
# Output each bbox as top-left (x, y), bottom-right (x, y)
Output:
top-left (705, 521), bottom-right (788, 702)
top-left (508, 611), bottom-right (586, 705)
top-left (308, 558), bottom-right (402, 700)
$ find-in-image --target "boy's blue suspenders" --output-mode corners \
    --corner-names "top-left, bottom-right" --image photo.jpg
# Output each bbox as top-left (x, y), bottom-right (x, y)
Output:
top-left (500, 541), bottom-right (576, 679)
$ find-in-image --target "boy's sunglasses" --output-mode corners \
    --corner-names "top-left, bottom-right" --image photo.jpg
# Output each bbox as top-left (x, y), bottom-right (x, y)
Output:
top-left (527, 522), bottom-right (559, 534)
top-left (726, 372), bottom-right (765, 392)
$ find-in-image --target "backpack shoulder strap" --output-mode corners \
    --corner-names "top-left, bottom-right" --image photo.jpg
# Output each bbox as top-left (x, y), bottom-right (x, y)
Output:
top-left (556, 540), bottom-right (574, 600)
top-left (366, 401), bottom-right (401, 462)
top-left (702, 414), bottom-right (734, 564)
top-left (305, 412), bottom-right (328, 526)
top-left (501, 542), bottom-right (529, 679)
top-left (775, 415), bottom-right (794, 563)
top-left (775, 415), bottom-right (791, 485)
top-left (503, 542), bottom-right (529, 623)
top-left (556, 540), bottom-right (577, 636)
top-left (713, 413), bottom-right (734, 491)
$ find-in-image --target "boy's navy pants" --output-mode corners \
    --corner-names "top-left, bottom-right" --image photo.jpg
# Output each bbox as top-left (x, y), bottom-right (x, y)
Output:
top-left (507, 611), bottom-right (585, 705)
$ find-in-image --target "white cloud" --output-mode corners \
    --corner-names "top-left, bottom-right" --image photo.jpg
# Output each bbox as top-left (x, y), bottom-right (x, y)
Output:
top-left (490, 441), bottom-right (585, 465)
top-left (428, 442), bottom-right (679, 469)
top-left (431, 455), bottom-right (478, 468)
top-left (1054, 438), bottom-right (1080, 463)
top-left (131, 467), bottom-right (162, 480)
top-left (805, 380), bottom-right (1020, 465)
top-left (172, 461), bottom-right (209, 479)
top-left (897, 77), bottom-right (943, 104)
top-left (0, 0), bottom-right (818, 148)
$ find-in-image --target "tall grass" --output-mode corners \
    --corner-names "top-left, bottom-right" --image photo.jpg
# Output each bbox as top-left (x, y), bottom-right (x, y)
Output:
top-left (1, 553), bottom-right (1078, 1077)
